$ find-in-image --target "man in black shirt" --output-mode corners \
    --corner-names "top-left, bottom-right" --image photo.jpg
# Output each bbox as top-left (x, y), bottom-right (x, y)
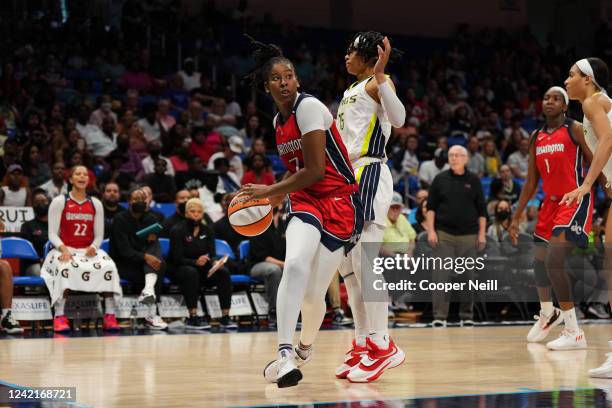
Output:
top-left (160, 189), bottom-right (190, 237)
top-left (110, 188), bottom-right (168, 330)
top-left (144, 158), bottom-right (176, 203)
top-left (175, 156), bottom-right (208, 191)
top-left (141, 186), bottom-right (165, 223)
top-left (20, 189), bottom-right (49, 275)
top-left (102, 182), bottom-right (126, 239)
top-left (426, 145), bottom-right (487, 327)
top-left (247, 205), bottom-right (285, 323)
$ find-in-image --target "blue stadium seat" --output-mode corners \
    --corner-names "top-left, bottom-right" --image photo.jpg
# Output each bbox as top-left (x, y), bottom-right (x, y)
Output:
top-left (267, 154), bottom-right (286, 174)
top-left (231, 275), bottom-right (258, 285)
top-left (43, 241), bottom-right (53, 258)
top-left (215, 239), bottom-right (236, 261)
top-left (159, 238), bottom-right (170, 258)
top-left (119, 202), bottom-right (129, 209)
top-left (1, 238), bottom-right (39, 260)
top-left (13, 276), bottom-right (44, 286)
top-left (100, 239), bottom-right (110, 253)
top-left (448, 135), bottom-right (467, 147)
top-left (481, 176), bottom-right (493, 199)
top-left (239, 240), bottom-right (250, 260)
top-left (153, 203), bottom-right (176, 218)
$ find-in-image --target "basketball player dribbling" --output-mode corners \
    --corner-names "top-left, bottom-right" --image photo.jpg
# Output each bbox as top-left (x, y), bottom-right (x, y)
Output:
top-left (561, 58), bottom-right (612, 378)
top-left (334, 32), bottom-right (406, 382)
top-left (240, 36), bottom-right (363, 388)
top-left (509, 87), bottom-right (594, 350)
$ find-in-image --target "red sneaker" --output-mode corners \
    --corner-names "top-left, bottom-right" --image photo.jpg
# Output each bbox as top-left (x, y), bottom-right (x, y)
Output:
top-left (53, 315), bottom-right (71, 333)
top-left (103, 314), bottom-right (120, 331)
top-left (347, 337), bottom-right (405, 383)
top-left (335, 339), bottom-right (368, 379)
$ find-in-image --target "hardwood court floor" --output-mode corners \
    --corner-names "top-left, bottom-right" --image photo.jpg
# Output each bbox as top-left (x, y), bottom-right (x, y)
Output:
top-left (0, 324), bottom-right (611, 407)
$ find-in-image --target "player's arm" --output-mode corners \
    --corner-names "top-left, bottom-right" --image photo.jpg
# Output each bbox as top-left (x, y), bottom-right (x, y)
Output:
top-left (365, 36), bottom-right (406, 127)
top-left (47, 196), bottom-right (66, 251)
top-left (509, 131), bottom-right (540, 244)
top-left (572, 120), bottom-right (610, 188)
top-left (579, 98), bottom-right (612, 189)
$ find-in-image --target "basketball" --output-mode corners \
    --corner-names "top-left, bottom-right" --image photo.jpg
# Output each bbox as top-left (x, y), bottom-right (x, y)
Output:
top-left (228, 193), bottom-right (273, 236)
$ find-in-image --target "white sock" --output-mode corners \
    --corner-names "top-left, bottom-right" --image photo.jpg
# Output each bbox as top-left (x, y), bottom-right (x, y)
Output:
top-left (144, 273), bottom-right (157, 293)
top-left (563, 308), bottom-right (579, 331)
top-left (1, 309), bottom-right (9, 319)
top-left (104, 297), bottom-right (116, 315)
top-left (540, 302), bottom-right (554, 316)
top-left (55, 298), bottom-right (66, 316)
top-left (370, 332), bottom-right (389, 349)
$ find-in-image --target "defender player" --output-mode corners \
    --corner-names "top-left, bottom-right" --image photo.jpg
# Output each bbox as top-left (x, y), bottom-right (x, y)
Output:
top-left (240, 36), bottom-right (363, 388)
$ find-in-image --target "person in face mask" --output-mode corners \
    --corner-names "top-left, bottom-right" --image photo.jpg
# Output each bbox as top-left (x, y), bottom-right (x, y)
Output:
top-left (168, 198), bottom-right (236, 330)
top-left (160, 189), bottom-right (192, 237)
top-left (486, 199), bottom-right (519, 242)
top-left (20, 189), bottom-right (50, 275)
top-left (109, 188), bottom-right (168, 331)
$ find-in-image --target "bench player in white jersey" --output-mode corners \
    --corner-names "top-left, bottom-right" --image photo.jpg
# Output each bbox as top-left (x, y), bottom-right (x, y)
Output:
top-left (334, 32), bottom-right (406, 382)
top-left (562, 57), bottom-right (612, 378)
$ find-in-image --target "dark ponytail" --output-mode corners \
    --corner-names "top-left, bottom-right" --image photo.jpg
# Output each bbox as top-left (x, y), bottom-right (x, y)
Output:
top-left (244, 34), bottom-right (294, 88)
top-left (346, 31), bottom-right (403, 66)
top-left (587, 57), bottom-right (609, 93)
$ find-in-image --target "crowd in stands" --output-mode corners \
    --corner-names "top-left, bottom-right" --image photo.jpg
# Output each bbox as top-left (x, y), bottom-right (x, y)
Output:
top-left (0, 1), bottom-right (611, 333)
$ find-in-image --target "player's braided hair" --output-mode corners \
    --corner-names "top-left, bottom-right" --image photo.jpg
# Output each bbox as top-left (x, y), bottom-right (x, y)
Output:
top-left (244, 34), bottom-right (294, 88)
top-left (347, 31), bottom-right (403, 65)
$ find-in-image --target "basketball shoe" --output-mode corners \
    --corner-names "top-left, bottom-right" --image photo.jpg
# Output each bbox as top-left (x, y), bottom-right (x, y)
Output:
top-left (264, 346), bottom-right (312, 384)
top-left (589, 341), bottom-right (612, 378)
top-left (263, 348), bottom-right (304, 388)
top-left (138, 289), bottom-right (156, 305)
top-left (546, 328), bottom-right (587, 350)
top-left (335, 340), bottom-right (368, 379)
top-left (347, 336), bottom-right (405, 383)
top-left (103, 314), bottom-right (120, 331)
top-left (527, 308), bottom-right (563, 342)
top-left (53, 315), bottom-right (70, 333)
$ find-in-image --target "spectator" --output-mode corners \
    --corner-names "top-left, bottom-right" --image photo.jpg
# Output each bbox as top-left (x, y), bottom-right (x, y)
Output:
top-left (144, 158), bottom-right (177, 203)
top-left (190, 125), bottom-right (223, 166)
top-left (115, 132), bottom-right (145, 182)
top-left (239, 114), bottom-right (264, 150)
top-left (213, 193), bottom-right (248, 256)
top-left (168, 198), bottom-right (237, 329)
top-left (381, 192), bottom-right (416, 256)
top-left (466, 136), bottom-right (485, 177)
top-left (22, 144), bottom-right (51, 188)
top-left (101, 182), bottom-right (127, 239)
top-left (413, 198), bottom-right (429, 234)
top-left (0, 259), bottom-right (23, 333)
top-left (140, 186), bottom-right (165, 223)
top-left (242, 153), bottom-right (275, 186)
top-left (41, 165), bottom-right (122, 333)
top-left (503, 116), bottom-right (529, 140)
top-left (327, 274), bottom-right (353, 326)
top-left (507, 138), bottom-right (530, 179)
top-left (20, 189), bottom-right (49, 275)
top-left (482, 140), bottom-right (501, 177)
top-left (187, 100), bottom-right (206, 128)
top-left (161, 190), bottom-right (192, 237)
top-left (1, 164), bottom-right (31, 206)
top-left (156, 99), bottom-right (176, 132)
top-left (38, 161), bottom-right (68, 199)
top-left (400, 135), bottom-right (420, 178)
top-left (213, 157), bottom-right (241, 193)
top-left (524, 199), bottom-right (539, 235)
top-left (175, 156), bottom-right (209, 191)
top-left (426, 145), bottom-right (486, 327)
top-left (76, 106), bottom-right (116, 159)
top-left (492, 164), bottom-right (521, 204)
top-left (207, 136), bottom-right (245, 180)
top-left (99, 117), bottom-right (119, 158)
top-left (89, 95), bottom-right (118, 129)
top-left (198, 173), bottom-right (224, 222)
top-left (487, 199), bottom-right (523, 242)
top-left (247, 202), bottom-right (285, 324)
top-left (142, 140), bottom-right (175, 176)
top-left (169, 139), bottom-right (191, 174)
top-left (137, 102), bottom-right (162, 143)
top-left (110, 188), bottom-right (168, 330)
top-left (418, 148), bottom-right (449, 189)
top-left (177, 58), bottom-right (201, 91)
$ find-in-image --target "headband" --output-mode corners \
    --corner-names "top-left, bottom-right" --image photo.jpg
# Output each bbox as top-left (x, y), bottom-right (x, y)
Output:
top-left (547, 86), bottom-right (569, 104)
top-left (576, 59), bottom-right (608, 95)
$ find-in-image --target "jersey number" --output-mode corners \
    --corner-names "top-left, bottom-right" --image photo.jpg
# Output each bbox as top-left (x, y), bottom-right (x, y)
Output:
top-left (74, 223), bottom-right (88, 237)
top-left (289, 157), bottom-right (300, 171)
top-left (544, 158), bottom-right (550, 174)
top-left (338, 113), bottom-right (344, 130)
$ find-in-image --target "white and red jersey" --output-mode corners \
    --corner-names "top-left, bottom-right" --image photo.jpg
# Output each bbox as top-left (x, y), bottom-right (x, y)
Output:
top-left (534, 119), bottom-right (585, 198)
top-left (58, 195), bottom-right (96, 249)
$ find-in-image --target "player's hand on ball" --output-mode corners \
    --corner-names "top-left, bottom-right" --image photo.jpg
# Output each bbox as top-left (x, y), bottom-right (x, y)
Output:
top-left (561, 184), bottom-right (589, 207)
top-left (240, 184), bottom-right (271, 200)
top-left (85, 246), bottom-right (97, 257)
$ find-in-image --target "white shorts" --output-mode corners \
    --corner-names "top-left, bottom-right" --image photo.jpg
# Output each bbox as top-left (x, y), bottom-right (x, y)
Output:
top-left (41, 248), bottom-right (122, 306)
top-left (354, 162), bottom-right (393, 227)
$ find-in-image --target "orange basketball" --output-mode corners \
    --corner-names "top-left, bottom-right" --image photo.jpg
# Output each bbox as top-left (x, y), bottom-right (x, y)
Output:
top-left (228, 194), bottom-right (273, 236)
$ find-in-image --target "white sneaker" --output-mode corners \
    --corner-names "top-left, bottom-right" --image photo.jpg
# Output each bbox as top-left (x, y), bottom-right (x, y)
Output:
top-left (588, 341), bottom-right (612, 378)
top-left (546, 328), bottom-right (587, 350)
top-left (431, 319), bottom-right (447, 328)
top-left (264, 350), bottom-right (302, 388)
top-left (138, 289), bottom-right (156, 305)
top-left (527, 308), bottom-right (563, 343)
top-left (145, 315), bottom-right (168, 331)
top-left (264, 346), bottom-right (312, 383)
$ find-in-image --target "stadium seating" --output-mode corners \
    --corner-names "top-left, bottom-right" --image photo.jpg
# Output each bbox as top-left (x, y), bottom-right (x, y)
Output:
top-left (215, 239), bottom-right (236, 260)
top-left (239, 240), bottom-right (250, 260)
top-left (1, 238), bottom-right (39, 260)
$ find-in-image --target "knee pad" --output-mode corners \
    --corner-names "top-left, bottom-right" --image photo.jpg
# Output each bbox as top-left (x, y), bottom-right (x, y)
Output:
top-left (534, 259), bottom-right (550, 287)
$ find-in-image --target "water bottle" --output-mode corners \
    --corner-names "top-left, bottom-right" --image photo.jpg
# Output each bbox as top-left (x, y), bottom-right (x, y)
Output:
top-left (130, 303), bottom-right (138, 331)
